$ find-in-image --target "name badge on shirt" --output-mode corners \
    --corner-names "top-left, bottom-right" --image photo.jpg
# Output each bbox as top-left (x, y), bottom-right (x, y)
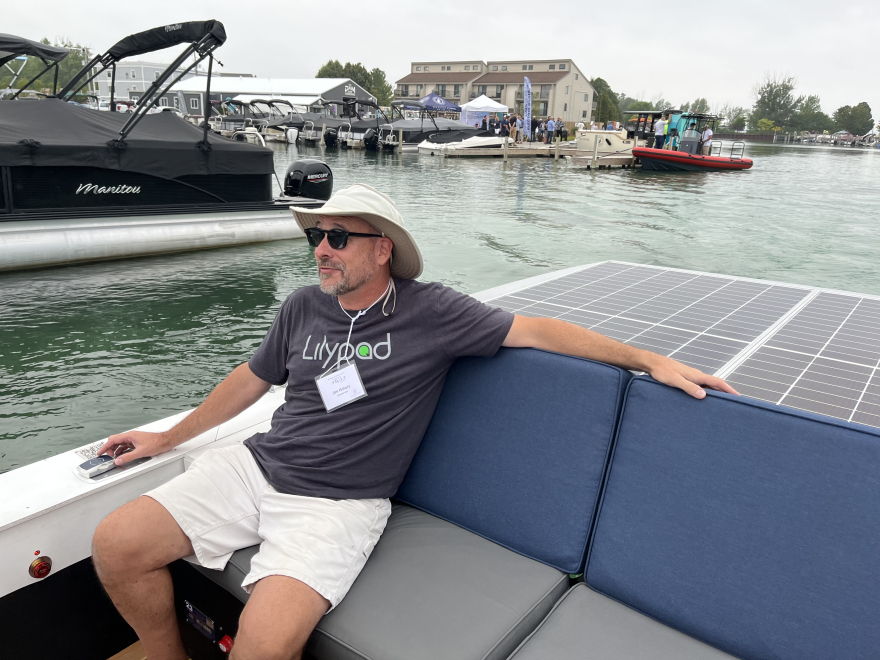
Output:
top-left (315, 362), bottom-right (368, 412)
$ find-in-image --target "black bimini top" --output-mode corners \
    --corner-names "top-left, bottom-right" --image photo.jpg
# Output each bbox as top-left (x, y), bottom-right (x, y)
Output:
top-left (0, 99), bottom-right (274, 179)
top-left (105, 20), bottom-right (226, 62)
top-left (0, 34), bottom-right (69, 67)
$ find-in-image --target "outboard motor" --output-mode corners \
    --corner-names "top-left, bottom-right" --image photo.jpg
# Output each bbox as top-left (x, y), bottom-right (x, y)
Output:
top-left (283, 159), bottom-right (333, 200)
top-left (323, 127), bottom-right (338, 148)
top-left (363, 128), bottom-right (378, 151)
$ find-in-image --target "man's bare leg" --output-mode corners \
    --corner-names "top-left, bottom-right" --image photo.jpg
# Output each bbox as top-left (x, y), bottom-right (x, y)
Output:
top-left (231, 576), bottom-right (329, 660)
top-left (93, 496), bottom-right (195, 660)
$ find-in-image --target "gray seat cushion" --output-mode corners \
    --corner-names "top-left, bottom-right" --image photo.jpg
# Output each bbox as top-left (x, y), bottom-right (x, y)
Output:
top-left (508, 584), bottom-right (736, 660)
top-left (308, 504), bottom-right (569, 660)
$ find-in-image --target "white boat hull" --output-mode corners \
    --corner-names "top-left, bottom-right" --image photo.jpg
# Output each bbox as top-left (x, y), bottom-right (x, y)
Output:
top-left (417, 136), bottom-right (510, 155)
top-left (0, 207), bottom-right (306, 272)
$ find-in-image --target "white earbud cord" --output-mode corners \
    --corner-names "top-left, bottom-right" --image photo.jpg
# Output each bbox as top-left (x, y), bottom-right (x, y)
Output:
top-left (330, 278), bottom-right (392, 374)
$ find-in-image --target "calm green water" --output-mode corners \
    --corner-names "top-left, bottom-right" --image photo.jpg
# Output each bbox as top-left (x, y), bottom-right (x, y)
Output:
top-left (2, 143), bottom-right (879, 472)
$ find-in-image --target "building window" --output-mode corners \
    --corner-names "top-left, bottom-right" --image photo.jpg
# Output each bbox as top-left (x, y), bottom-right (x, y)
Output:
top-left (174, 97), bottom-right (180, 109)
top-left (478, 85), bottom-right (487, 96)
top-left (501, 66), bottom-right (507, 71)
top-left (467, 66), bottom-right (471, 71)
top-left (549, 65), bottom-right (555, 70)
top-left (528, 65), bottom-right (533, 70)
top-left (565, 86), bottom-right (569, 94)
top-left (131, 95), bottom-right (139, 102)
top-left (155, 71), bottom-right (161, 80)
top-left (416, 84), bottom-right (423, 95)
top-left (424, 66), bottom-right (429, 71)
top-left (540, 85), bottom-right (550, 99)
top-left (494, 85), bottom-right (504, 97)
top-left (131, 85), bottom-right (138, 91)
top-left (107, 71), bottom-right (112, 78)
top-left (584, 93), bottom-right (589, 102)
top-left (575, 73), bottom-right (578, 80)
top-left (131, 69), bottom-right (136, 78)
top-left (124, 72), bottom-right (129, 79)
top-left (582, 110), bottom-right (587, 118)
top-left (400, 85), bottom-right (409, 97)
top-left (437, 84), bottom-right (447, 97)
top-left (491, 66), bottom-right (497, 71)
top-left (160, 97), bottom-right (168, 107)
top-left (473, 65), bottom-right (480, 71)
top-left (189, 98), bottom-right (199, 109)
top-left (454, 84), bottom-right (462, 97)
top-left (559, 64), bottom-right (565, 70)
top-left (416, 66), bottom-right (421, 71)
top-left (564, 103), bottom-right (567, 111)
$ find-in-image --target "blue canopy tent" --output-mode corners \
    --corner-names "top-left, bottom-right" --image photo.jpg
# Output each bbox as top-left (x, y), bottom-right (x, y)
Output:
top-left (418, 92), bottom-right (461, 113)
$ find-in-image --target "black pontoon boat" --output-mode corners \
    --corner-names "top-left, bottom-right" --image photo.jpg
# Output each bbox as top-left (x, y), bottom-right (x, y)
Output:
top-left (0, 20), bottom-right (332, 272)
top-left (330, 99), bottom-right (398, 151)
top-left (0, 33), bottom-right (70, 100)
top-left (389, 99), bottom-right (492, 151)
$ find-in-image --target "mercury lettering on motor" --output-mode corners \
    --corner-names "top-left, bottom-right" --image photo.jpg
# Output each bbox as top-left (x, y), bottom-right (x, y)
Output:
top-left (306, 173), bottom-right (329, 181)
top-left (76, 183), bottom-right (141, 195)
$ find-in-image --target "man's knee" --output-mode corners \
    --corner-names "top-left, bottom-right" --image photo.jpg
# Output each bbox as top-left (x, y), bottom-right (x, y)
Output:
top-left (93, 496), bottom-right (191, 578)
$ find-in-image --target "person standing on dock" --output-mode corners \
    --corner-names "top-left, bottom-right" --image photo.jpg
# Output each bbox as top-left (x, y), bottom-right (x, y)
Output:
top-left (516, 115), bottom-right (523, 143)
top-left (530, 116), bottom-right (539, 142)
top-left (701, 125), bottom-right (714, 155)
top-left (654, 115), bottom-right (666, 149)
top-left (546, 117), bottom-right (556, 143)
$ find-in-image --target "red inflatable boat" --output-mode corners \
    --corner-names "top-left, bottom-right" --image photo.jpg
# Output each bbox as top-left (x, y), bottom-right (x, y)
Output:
top-left (633, 147), bottom-right (753, 171)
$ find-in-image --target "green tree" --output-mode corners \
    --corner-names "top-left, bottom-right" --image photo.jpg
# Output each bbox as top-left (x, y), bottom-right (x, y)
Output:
top-left (788, 95), bottom-right (834, 132)
top-left (833, 102), bottom-right (874, 135)
top-left (684, 97), bottom-right (710, 114)
top-left (626, 100), bottom-right (654, 112)
top-left (750, 73), bottom-right (801, 129)
top-left (316, 59), bottom-right (345, 78)
top-left (369, 67), bottom-right (393, 106)
top-left (595, 92), bottom-right (620, 124)
top-left (341, 62), bottom-right (372, 91)
top-left (729, 116), bottom-right (746, 131)
top-left (756, 118), bottom-right (777, 132)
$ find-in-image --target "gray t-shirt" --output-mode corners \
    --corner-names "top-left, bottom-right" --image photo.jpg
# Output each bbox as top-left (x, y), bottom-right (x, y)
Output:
top-left (245, 278), bottom-right (514, 499)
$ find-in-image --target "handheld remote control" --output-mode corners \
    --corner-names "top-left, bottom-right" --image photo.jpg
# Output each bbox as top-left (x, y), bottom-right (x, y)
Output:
top-left (76, 454), bottom-right (118, 479)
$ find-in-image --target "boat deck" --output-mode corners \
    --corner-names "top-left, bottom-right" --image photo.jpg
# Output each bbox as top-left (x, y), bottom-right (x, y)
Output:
top-left (479, 261), bottom-right (880, 429)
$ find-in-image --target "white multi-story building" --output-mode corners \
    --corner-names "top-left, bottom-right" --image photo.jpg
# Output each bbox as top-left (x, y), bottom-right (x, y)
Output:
top-left (92, 60), bottom-right (196, 101)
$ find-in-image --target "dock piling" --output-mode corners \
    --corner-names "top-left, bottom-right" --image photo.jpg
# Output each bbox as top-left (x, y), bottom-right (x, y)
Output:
top-left (554, 136), bottom-right (560, 161)
top-left (591, 134), bottom-right (600, 170)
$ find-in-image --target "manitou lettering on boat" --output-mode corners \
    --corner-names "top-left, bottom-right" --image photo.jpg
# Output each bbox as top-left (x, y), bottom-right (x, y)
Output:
top-left (0, 20), bottom-right (334, 272)
top-left (76, 183), bottom-right (142, 195)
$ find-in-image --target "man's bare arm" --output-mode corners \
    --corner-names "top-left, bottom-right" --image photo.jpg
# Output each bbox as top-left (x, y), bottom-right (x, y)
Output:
top-left (502, 316), bottom-right (738, 399)
top-left (98, 363), bottom-right (272, 466)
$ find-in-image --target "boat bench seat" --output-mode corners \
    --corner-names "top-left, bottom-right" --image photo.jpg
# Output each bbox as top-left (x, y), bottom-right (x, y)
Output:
top-left (511, 377), bottom-right (880, 660)
top-left (193, 348), bottom-right (631, 659)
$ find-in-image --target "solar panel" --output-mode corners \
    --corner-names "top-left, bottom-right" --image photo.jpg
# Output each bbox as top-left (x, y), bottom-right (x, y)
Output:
top-left (721, 293), bottom-right (880, 427)
top-left (484, 261), bottom-right (880, 430)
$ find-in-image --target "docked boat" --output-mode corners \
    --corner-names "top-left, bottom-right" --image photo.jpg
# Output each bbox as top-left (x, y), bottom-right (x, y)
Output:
top-left (333, 99), bottom-right (398, 151)
top-left (417, 134), bottom-right (511, 155)
top-left (634, 147), bottom-right (753, 171)
top-left (0, 20), bottom-right (333, 272)
top-left (1, 261), bottom-right (877, 660)
top-left (389, 99), bottom-right (492, 151)
top-left (0, 33), bottom-right (70, 100)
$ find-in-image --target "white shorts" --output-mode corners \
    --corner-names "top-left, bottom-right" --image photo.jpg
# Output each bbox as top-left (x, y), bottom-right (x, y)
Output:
top-left (146, 444), bottom-right (391, 609)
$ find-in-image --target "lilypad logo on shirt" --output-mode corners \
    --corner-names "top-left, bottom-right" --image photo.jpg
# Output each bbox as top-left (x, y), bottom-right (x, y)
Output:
top-left (301, 334), bottom-right (391, 367)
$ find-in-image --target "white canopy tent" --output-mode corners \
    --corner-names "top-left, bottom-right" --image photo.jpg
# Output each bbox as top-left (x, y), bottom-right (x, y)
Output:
top-left (460, 95), bottom-right (509, 128)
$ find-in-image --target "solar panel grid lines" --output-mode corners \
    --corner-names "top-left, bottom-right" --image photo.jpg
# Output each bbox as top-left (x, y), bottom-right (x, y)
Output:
top-left (484, 261), bottom-right (880, 429)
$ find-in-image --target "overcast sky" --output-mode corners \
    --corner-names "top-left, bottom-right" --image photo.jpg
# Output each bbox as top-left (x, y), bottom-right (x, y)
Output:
top-left (8, 0), bottom-right (877, 122)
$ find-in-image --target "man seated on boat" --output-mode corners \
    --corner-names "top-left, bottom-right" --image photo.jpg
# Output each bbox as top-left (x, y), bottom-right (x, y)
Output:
top-left (91, 184), bottom-right (737, 660)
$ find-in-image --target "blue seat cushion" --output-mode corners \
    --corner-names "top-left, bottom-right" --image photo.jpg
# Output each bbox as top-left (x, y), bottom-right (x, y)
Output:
top-left (587, 377), bottom-right (880, 660)
top-left (397, 348), bottom-right (630, 574)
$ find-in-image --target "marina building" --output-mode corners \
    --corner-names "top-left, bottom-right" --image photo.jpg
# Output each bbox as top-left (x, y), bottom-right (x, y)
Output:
top-left (395, 59), bottom-right (596, 122)
top-left (151, 77), bottom-right (375, 115)
top-left (92, 60), bottom-right (196, 101)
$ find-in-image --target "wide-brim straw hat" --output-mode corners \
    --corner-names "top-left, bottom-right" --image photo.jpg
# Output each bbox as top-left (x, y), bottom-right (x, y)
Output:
top-left (292, 183), bottom-right (423, 280)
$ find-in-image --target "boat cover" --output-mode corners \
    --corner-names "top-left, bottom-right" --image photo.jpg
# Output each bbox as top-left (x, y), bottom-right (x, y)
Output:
top-left (0, 99), bottom-right (274, 178)
top-left (105, 20), bottom-right (226, 62)
top-left (0, 34), bottom-right (69, 67)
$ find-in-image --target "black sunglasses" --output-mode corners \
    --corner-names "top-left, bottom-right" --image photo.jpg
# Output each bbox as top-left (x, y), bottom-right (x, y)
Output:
top-left (304, 227), bottom-right (384, 250)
